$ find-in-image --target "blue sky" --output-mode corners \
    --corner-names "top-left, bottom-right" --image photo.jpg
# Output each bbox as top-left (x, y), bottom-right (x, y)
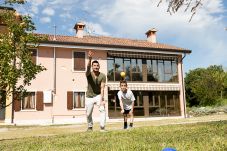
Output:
top-left (2, 0), bottom-right (227, 74)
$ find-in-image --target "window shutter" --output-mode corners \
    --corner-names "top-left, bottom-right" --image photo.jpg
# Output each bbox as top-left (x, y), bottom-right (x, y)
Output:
top-left (67, 91), bottom-right (73, 110)
top-left (74, 52), bottom-right (85, 71)
top-left (14, 93), bottom-right (21, 112)
top-left (36, 91), bottom-right (43, 111)
top-left (31, 49), bottom-right (37, 64)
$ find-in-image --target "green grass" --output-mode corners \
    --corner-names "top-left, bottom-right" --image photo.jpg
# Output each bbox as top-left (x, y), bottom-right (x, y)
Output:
top-left (0, 121), bottom-right (226, 151)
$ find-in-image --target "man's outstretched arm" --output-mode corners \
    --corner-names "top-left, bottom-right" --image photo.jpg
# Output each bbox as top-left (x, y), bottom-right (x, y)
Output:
top-left (86, 51), bottom-right (93, 76)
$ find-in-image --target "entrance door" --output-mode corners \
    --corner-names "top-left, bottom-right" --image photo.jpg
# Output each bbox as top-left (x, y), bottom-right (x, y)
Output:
top-left (0, 90), bottom-right (6, 120)
top-left (108, 90), bottom-right (121, 118)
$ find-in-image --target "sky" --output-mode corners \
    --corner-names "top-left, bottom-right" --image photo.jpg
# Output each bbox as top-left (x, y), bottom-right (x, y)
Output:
top-left (1, 0), bottom-right (227, 74)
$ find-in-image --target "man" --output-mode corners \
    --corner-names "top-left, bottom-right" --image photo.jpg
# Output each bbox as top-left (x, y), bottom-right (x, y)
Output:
top-left (117, 80), bottom-right (135, 129)
top-left (85, 50), bottom-right (106, 131)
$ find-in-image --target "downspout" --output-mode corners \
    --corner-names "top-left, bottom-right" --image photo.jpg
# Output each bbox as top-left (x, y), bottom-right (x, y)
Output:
top-left (53, 47), bottom-right (56, 94)
top-left (52, 46), bottom-right (56, 124)
top-left (53, 25), bottom-right (56, 94)
top-left (180, 53), bottom-right (187, 118)
top-left (52, 25), bottom-right (57, 124)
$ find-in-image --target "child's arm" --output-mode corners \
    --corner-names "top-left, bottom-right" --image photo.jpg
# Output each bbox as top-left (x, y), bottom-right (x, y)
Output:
top-left (118, 92), bottom-right (124, 114)
top-left (130, 101), bottom-right (134, 114)
top-left (130, 91), bottom-right (135, 114)
top-left (119, 99), bottom-right (124, 114)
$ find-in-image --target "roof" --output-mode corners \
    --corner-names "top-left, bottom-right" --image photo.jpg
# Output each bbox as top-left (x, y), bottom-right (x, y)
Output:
top-left (38, 34), bottom-right (191, 53)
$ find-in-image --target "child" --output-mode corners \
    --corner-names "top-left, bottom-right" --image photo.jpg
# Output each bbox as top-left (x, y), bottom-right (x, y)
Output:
top-left (117, 80), bottom-right (135, 129)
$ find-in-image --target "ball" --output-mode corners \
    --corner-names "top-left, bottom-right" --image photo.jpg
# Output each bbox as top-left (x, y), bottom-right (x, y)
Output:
top-left (120, 72), bottom-right (126, 78)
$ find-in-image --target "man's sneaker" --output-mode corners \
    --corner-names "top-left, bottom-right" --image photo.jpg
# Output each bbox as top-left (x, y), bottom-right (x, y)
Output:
top-left (100, 126), bottom-right (108, 132)
top-left (87, 127), bottom-right (93, 132)
top-left (127, 126), bottom-right (133, 129)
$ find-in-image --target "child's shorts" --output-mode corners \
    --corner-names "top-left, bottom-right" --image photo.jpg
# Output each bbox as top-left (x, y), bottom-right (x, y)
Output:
top-left (123, 109), bottom-right (131, 114)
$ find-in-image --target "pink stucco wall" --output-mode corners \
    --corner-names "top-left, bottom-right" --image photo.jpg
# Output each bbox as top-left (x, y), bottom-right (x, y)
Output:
top-left (14, 46), bottom-right (185, 124)
top-left (14, 46), bottom-right (108, 124)
top-left (178, 55), bottom-right (186, 117)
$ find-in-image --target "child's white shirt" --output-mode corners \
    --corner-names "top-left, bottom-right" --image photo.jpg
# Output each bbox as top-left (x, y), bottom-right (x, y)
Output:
top-left (117, 89), bottom-right (135, 110)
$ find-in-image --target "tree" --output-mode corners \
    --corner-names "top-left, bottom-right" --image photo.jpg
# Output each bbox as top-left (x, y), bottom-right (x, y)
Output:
top-left (185, 65), bottom-right (227, 106)
top-left (158, 0), bottom-right (203, 21)
top-left (0, 1), bottom-right (46, 110)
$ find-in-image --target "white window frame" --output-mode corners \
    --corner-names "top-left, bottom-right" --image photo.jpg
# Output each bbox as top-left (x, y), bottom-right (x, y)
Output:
top-left (72, 50), bottom-right (87, 72)
top-left (72, 91), bottom-right (86, 110)
top-left (21, 91), bottom-right (37, 111)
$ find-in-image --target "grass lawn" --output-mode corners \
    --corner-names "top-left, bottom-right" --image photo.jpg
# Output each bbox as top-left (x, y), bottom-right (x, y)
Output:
top-left (0, 120), bottom-right (226, 151)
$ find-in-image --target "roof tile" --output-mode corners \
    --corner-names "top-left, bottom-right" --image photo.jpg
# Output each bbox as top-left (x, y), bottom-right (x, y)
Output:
top-left (37, 33), bottom-right (191, 53)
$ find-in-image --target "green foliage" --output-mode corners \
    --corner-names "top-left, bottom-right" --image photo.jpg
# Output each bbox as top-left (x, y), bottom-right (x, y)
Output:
top-left (0, 121), bottom-right (226, 150)
top-left (4, 0), bottom-right (25, 5)
top-left (188, 106), bottom-right (227, 117)
top-left (215, 99), bottom-right (227, 107)
top-left (0, 3), bottom-right (46, 109)
top-left (185, 65), bottom-right (227, 107)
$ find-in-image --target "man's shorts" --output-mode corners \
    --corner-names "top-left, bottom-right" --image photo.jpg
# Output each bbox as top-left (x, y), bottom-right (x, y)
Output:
top-left (123, 109), bottom-right (131, 114)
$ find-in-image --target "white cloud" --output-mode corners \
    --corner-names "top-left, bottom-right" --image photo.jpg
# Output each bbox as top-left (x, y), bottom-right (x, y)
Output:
top-left (60, 12), bottom-right (73, 19)
top-left (95, 0), bottom-right (225, 36)
top-left (28, 0), bottom-right (46, 6)
top-left (50, 0), bottom-right (78, 5)
top-left (16, 0), bottom-right (227, 72)
top-left (40, 17), bottom-right (51, 23)
top-left (85, 22), bottom-right (110, 36)
top-left (85, 0), bottom-right (227, 71)
top-left (42, 7), bottom-right (55, 16)
top-left (30, 5), bottom-right (39, 14)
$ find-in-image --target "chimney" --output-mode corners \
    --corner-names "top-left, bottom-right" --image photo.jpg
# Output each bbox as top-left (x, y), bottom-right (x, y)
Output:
top-left (145, 28), bottom-right (157, 43)
top-left (0, 6), bottom-right (21, 34)
top-left (74, 22), bottom-right (85, 38)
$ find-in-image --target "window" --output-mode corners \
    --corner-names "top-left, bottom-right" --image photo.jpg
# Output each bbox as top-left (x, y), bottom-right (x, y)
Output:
top-left (149, 93), bottom-right (160, 107)
top-left (107, 58), bottom-right (114, 81)
top-left (164, 60), bottom-right (172, 82)
top-left (107, 55), bottom-right (178, 82)
top-left (149, 91), bottom-right (180, 116)
top-left (172, 61), bottom-right (178, 82)
top-left (124, 58), bottom-right (131, 81)
top-left (73, 51), bottom-right (86, 71)
top-left (147, 60), bottom-right (158, 82)
top-left (14, 91), bottom-right (43, 111)
top-left (158, 60), bottom-right (164, 82)
top-left (0, 90), bottom-right (6, 108)
top-left (22, 92), bottom-right (36, 110)
top-left (132, 59), bottom-right (142, 81)
top-left (30, 49), bottom-right (37, 64)
top-left (73, 92), bottom-right (85, 108)
top-left (133, 91), bottom-right (143, 107)
top-left (114, 58), bottom-right (123, 81)
top-left (147, 59), bottom-right (178, 82)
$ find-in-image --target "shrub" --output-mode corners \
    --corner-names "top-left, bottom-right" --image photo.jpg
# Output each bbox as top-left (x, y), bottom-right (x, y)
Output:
top-left (188, 106), bottom-right (227, 117)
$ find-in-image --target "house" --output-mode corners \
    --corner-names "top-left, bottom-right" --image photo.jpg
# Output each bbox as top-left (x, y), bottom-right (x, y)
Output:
top-left (0, 10), bottom-right (191, 124)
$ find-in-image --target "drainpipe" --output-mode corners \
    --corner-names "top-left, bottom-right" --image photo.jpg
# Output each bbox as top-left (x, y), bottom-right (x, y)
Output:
top-left (51, 25), bottom-right (57, 124)
top-left (52, 46), bottom-right (56, 124)
top-left (180, 53), bottom-right (187, 118)
top-left (53, 47), bottom-right (56, 94)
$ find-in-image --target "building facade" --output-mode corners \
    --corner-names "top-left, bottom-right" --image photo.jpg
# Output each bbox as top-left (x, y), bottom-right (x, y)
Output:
top-left (0, 20), bottom-right (191, 125)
